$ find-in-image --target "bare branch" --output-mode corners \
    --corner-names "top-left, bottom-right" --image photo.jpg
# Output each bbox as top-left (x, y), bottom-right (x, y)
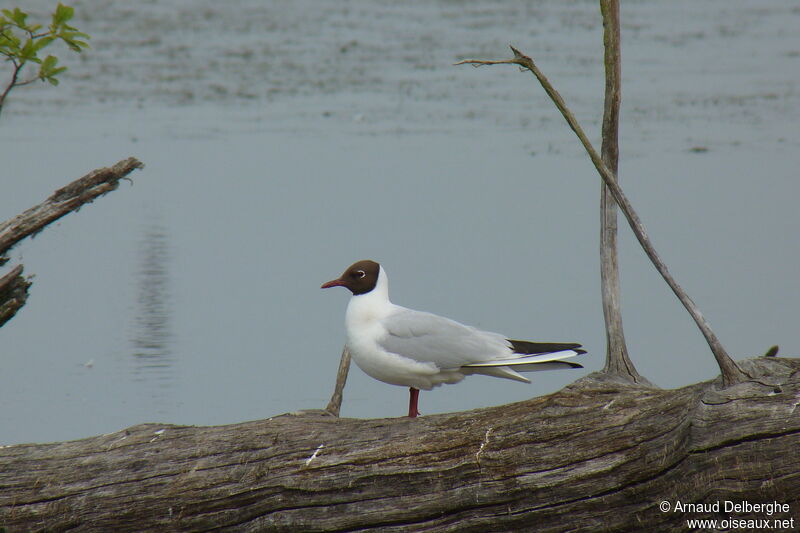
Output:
top-left (0, 157), bottom-right (144, 257)
top-left (10, 76), bottom-right (41, 87)
top-left (0, 57), bottom-right (23, 116)
top-left (457, 46), bottom-right (748, 386)
top-left (453, 58), bottom-right (518, 67)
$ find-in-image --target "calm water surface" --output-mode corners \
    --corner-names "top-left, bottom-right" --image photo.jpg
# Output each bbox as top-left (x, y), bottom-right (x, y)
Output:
top-left (1, 0), bottom-right (798, 444)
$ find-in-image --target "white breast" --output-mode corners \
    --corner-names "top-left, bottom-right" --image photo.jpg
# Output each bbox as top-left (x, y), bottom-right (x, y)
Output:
top-left (344, 288), bottom-right (460, 390)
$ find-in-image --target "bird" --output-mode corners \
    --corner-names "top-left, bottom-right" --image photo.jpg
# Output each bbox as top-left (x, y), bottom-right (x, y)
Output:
top-left (321, 259), bottom-right (585, 418)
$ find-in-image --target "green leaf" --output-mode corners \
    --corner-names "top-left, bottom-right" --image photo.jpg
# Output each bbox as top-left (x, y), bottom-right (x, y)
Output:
top-left (40, 54), bottom-right (57, 72)
top-left (39, 54), bottom-right (68, 84)
top-left (57, 29), bottom-right (90, 52)
top-left (19, 37), bottom-right (36, 60)
top-left (59, 30), bottom-right (90, 40)
top-left (53, 3), bottom-right (74, 26)
top-left (4, 7), bottom-right (28, 28)
top-left (61, 39), bottom-right (83, 52)
top-left (31, 35), bottom-right (55, 54)
top-left (0, 28), bottom-right (20, 54)
top-left (42, 61), bottom-right (67, 85)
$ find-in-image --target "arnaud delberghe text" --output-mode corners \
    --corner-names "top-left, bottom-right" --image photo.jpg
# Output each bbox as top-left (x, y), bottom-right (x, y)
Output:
top-left (673, 500), bottom-right (789, 515)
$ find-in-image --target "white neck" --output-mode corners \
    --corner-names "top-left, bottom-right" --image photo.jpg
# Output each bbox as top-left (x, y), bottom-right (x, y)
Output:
top-left (345, 266), bottom-right (392, 328)
top-left (369, 266), bottom-right (390, 301)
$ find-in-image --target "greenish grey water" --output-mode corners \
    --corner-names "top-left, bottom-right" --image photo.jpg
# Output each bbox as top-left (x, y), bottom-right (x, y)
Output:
top-left (1, 0), bottom-right (798, 444)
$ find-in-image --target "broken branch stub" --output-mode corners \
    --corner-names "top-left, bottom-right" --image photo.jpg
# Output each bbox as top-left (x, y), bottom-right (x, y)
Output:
top-left (0, 264), bottom-right (30, 328)
top-left (0, 157), bottom-right (144, 258)
top-left (0, 157), bottom-right (144, 330)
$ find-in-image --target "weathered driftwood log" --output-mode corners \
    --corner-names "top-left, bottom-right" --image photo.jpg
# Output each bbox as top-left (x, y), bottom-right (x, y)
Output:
top-left (1, 357), bottom-right (797, 532)
top-left (0, 264), bottom-right (29, 328)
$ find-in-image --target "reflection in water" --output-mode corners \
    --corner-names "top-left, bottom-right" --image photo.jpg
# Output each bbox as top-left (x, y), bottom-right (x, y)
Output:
top-left (130, 224), bottom-right (174, 405)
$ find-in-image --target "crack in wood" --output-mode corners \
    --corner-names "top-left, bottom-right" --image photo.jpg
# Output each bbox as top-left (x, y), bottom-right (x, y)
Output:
top-left (689, 427), bottom-right (800, 455)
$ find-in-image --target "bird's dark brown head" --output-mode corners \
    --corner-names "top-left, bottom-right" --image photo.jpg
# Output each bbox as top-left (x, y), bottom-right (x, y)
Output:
top-left (321, 260), bottom-right (381, 295)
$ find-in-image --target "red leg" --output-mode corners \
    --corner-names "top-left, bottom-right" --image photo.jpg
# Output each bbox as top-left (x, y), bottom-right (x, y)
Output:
top-left (408, 387), bottom-right (420, 418)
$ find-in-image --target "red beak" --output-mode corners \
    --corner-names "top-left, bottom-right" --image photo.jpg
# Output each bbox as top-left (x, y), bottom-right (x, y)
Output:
top-left (321, 278), bottom-right (346, 289)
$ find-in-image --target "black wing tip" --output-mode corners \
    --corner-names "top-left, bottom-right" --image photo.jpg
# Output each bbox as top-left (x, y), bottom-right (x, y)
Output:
top-left (508, 339), bottom-right (586, 355)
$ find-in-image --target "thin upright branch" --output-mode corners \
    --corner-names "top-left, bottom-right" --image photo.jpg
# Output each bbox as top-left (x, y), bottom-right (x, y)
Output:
top-left (456, 47), bottom-right (748, 387)
top-left (598, 0), bottom-right (647, 383)
top-left (325, 345), bottom-right (352, 416)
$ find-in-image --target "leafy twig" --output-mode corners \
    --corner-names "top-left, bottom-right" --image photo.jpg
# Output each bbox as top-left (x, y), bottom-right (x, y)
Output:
top-left (0, 3), bottom-right (90, 117)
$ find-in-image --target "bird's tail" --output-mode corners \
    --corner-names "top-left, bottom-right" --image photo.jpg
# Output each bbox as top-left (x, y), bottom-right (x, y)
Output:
top-left (462, 342), bottom-right (585, 383)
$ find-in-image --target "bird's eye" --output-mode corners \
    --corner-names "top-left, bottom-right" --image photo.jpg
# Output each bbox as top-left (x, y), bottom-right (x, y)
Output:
top-left (355, 270), bottom-right (366, 279)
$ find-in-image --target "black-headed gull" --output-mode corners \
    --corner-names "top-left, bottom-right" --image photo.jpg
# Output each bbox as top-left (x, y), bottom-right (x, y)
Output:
top-left (322, 260), bottom-right (585, 417)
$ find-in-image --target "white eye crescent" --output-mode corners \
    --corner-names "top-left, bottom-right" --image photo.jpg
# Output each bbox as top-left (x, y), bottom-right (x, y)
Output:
top-left (356, 270), bottom-right (366, 278)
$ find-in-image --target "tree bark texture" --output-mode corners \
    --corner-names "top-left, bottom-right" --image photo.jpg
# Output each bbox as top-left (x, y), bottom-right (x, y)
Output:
top-left (2, 357), bottom-right (797, 532)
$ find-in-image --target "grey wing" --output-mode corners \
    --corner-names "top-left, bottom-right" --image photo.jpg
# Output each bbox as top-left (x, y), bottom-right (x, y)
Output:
top-left (379, 308), bottom-right (510, 369)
